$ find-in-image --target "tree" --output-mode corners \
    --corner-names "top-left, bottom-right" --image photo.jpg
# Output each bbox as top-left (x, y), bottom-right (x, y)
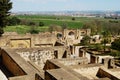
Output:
top-left (61, 23), bottom-right (67, 30)
top-left (93, 38), bottom-right (96, 42)
top-left (28, 21), bottom-right (39, 34)
top-left (72, 17), bottom-right (75, 21)
top-left (8, 16), bottom-right (21, 26)
top-left (81, 35), bottom-right (91, 45)
top-left (82, 23), bottom-right (91, 29)
top-left (0, 0), bottom-right (12, 36)
top-left (20, 19), bottom-right (28, 25)
top-left (101, 31), bottom-right (111, 52)
top-left (49, 25), bottom-right (62, 32)
top-left (28, 21), bottom-right (36, 26)
top-left (29, 26), bottom-right (39, 34)
top-left (39, 22), bottom-right (44, 27)
top-left (111, 38), bottom-right (120, 51)
top-left (89, 44), bottom-right (103, 51)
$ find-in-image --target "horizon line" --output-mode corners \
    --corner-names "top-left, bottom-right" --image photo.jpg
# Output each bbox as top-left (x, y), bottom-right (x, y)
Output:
top-left (11, 10), bottom-right (120, 12)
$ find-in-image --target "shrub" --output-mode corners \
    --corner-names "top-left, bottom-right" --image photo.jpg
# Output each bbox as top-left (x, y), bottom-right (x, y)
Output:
top-left (39, 22), bottom-right (44, 26)
top-left (29, 26), bottom-right (39, 34)
top-left (8, 17), bottom-right (21, 26)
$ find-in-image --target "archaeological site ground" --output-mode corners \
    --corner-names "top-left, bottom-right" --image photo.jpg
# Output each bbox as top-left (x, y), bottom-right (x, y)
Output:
top-left (0, 28), bottom-right (120, 80)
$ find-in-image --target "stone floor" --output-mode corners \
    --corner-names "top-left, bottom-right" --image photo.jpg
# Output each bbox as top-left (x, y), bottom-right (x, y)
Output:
top-left (74, 67), bottom-right (99, 79)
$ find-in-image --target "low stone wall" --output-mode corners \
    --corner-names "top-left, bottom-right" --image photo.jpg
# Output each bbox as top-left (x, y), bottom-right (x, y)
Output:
top-left (14, 47), bottom-right (67, 69)
top-left (17, 50), bottom-right (54, 69)
top-left (44, 59), bottom-right (89, 80)
top-left (58, 57), bottom-right (88, 66)
top-left (44, 60), bottom-right (60, 70)
top-left (0, 33), bottom-right (57, 48)
top-left (1, 49), bottom-right (26, 76)
top-left (97, 68), bottom-right (119, 80)
top-left (8, 75), bottom-right (33, 80)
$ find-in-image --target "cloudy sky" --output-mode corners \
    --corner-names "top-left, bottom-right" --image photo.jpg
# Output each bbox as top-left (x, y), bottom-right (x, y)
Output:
top-left (11, 0), bottom-right (120, 12)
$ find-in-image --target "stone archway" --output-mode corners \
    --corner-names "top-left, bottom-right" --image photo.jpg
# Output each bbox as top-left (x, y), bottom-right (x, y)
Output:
top-left (54, 50), bottom-right (58, 59)
top-left (57, 33), bottom-right (62, 38)
top-left (62, 51), bottom-right (67, 58)
top-left (68, 31), bottom-right (75, 39)
top-left (68, 31), bottom-right (75, 35)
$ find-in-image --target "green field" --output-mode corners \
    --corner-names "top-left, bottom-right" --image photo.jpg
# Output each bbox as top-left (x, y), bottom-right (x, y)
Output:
top-left (4, 25), bottom-right (49, 34)
top-left (16, 15), bottom-right (107, 22)
top-left (5, 15), bottom-right (85, 34)
top-left (5, 15), bottom-right (120, 34)
top-left (36, 19), bottom-right (83, 29)
top-left (17, 15), bottom-right (85, 29)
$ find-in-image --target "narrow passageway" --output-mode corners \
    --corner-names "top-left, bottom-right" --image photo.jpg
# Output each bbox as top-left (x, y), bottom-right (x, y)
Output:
top-left (0, 56), bottom-right (14, 78)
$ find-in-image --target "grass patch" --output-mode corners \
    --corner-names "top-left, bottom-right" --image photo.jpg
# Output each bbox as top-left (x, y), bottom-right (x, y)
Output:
top-left (35, 19), bottom-right (83, 29)
top-left (4, 25), bottom-right (49, 34)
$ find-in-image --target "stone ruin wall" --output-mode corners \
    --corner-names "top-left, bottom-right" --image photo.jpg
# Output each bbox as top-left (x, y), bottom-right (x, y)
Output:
top-left (63, 29), bottom-right (91, 39)
top-left (0, 29), bottom-right (91, 48)
top-left (16, 50), bottom-right (55, 69)
top-left (1, 49), bottom-right (26, 77)
top-left (0, 32), bottom-right (57, 48)
top-left (15, 47), bottom-right (67, 69)
top-left (63, 29), bottom-right (91, 45)
top-left (59, 57), bottom-right (88, 66)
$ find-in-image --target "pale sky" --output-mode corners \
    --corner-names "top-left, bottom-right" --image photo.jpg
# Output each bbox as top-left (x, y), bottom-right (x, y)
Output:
top-left (11, 0), bottom-right (120, 12)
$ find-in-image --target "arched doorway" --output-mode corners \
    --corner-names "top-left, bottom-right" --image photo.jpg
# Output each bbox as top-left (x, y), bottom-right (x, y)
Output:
top-left (79, 48), bottom-right (83, 57)
top-left (62, 51), bottom-right (67, 58)
top-left (68, 31), bottom-right (75, 39)
top-left (57, 33), bottom-right (62, 39)
top-left (68, 31), bottom-right (75, 35)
